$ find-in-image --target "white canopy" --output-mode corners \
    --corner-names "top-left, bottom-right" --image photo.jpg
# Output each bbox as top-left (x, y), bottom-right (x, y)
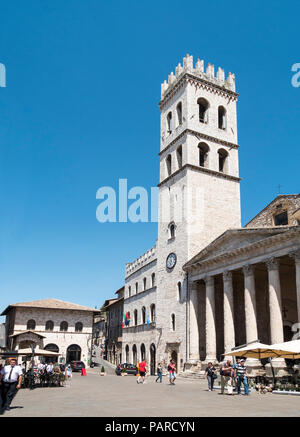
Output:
top-left (224, 342), bottom-right (279, 359)
top-left (268, 339), bottom-right (300, 359)
top-left (225, 340), bottom-right (300, 359)
top-left (17, 347), bottom-right (59, 357)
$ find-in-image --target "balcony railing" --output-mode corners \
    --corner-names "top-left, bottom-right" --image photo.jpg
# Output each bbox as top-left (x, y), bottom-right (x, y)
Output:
top-left (123, 322), bottom-right (156, 333)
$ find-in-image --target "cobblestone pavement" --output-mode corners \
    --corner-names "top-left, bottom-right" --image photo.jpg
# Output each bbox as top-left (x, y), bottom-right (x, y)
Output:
top-left (1, 370), bottom-right (300, 417)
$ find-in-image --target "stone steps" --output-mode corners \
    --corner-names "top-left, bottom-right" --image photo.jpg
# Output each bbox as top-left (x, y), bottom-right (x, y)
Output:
top-left (179, 371), bottom-right (206, 380)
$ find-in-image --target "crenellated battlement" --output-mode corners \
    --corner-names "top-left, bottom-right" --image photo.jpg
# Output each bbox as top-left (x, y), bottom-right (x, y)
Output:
top-left (125, 245), bottom-right (157, 278)
top-left (161, 54), bottom-right (236, 100)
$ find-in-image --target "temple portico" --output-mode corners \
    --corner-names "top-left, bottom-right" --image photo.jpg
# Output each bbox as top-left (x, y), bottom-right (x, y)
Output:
top-left (184, 227), bottom-right (300, 374)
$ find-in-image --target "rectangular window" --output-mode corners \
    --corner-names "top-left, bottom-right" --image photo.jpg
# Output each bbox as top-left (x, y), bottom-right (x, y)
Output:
top-left (274, 211), bottom-right (288, 226)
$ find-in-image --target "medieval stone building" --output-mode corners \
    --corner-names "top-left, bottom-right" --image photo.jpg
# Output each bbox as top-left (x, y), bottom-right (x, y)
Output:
top-left (1, 298), bottom-right (100, 366)
top-left (120, 54), bottom-right (300, 375)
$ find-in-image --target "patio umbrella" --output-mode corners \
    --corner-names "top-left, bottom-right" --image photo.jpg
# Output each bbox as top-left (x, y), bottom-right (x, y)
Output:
top-left (17, 347), bottom-right (59, 357)
top-left (224, 342), bottom-right (285, 359)
top-left (267, 340), bottom-right (300, 359)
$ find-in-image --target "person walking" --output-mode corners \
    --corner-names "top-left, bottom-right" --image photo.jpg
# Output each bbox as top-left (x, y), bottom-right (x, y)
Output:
top-left (220, 359), bottom-right (233, 395)
top-left (0, 357), bottom-right (23, 414)
top-left (137, 359), bottom-right (147, 384)
top-left (235, 359), bottom-right (249, 395)
top-left (205, 362), bottom-right (216, 392)
top-left (155, 362), bottom-right (163, 383)
top-left (66, 364), bottom-right (72, 380)
top-left (168, 360), bottom-right (176, 385)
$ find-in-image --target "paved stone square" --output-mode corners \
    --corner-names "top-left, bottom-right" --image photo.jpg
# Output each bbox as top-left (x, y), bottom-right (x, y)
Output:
top-left (1, 368), bottom-right (300, 417)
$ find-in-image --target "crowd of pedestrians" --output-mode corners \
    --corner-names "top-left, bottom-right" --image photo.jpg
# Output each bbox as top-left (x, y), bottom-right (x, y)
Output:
top-left (135, 357), bottom-right (249, 394)
top-left (136, 359), bottom-right (177, 385)
top-left (205, 357), bottom-right (249, 395)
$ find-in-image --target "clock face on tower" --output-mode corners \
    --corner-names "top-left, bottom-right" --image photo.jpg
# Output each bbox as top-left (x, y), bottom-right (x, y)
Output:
top-left (166, 252), bottom-right (177, 270)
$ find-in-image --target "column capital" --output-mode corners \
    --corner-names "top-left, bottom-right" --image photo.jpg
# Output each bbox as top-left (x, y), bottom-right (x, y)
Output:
top-left (204, 275), bottom-right (214, 287)
top-left (223, 270), bottom-right (232, 282)
top-left (289, 250), bottom-right (300, 263)
top-left (266, 257), bottom-right (280, 271)
top-left (242, 264), bottom-right (254, 276)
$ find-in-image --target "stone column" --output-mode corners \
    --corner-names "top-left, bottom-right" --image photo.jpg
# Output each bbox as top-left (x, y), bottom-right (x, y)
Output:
top-left (243, 264), bottom-right (258, 344)
top-left (290, 251), bottom-right (300, 323)
top-left (189, 281), bottom-right (200, 362)
top-left (267, 257), bottom-right (284, 344)
top-left (223, 270), bottom-right (235, 357)
top-left (242, 264), bottom-right (260, 371)
top-left (205, 275), bottom-right (216, 362)
top-left (266, 257), bottom-right (285, 371)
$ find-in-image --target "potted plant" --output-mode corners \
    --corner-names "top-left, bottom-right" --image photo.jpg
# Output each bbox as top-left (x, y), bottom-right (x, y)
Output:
top-left (121, 367), bottom-right (127, 376)
top-left (100, 366), bottom-right (106, 376)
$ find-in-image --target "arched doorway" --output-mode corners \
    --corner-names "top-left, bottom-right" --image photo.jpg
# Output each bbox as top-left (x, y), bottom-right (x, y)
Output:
top-left (44, 344), bottom-right (59, 364)
top-left (171, 350), bottom-right (178, 371)
top-left (150, 343), bottom-right (156, 375)
top-left (66, 344), bottom-right (81, 363)
top-left (125, 345), bottom-right (129, 363)
top-left (140, 343), bottom-right (146, 361)
top-left (132, 345), bottom-right (137, 366)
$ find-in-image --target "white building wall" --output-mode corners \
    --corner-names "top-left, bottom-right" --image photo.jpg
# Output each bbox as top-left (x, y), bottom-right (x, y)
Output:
top-left (13, 307), bottom-right (94, 366)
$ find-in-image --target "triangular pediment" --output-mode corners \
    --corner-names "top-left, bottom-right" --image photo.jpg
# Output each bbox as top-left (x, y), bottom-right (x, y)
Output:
top-left (184, 227), bottom-right (296, 268)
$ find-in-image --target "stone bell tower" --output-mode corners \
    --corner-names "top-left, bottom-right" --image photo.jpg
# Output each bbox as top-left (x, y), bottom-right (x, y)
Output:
top-left (155, 54), bottom-right (241, 368)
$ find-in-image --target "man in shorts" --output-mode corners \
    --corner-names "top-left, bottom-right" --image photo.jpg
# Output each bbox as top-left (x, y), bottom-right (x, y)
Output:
top-left (137, 359), bottom-right (147, 384)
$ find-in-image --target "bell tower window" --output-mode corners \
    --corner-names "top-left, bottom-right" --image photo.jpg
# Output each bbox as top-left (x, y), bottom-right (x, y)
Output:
top-left (176, 102), bottom-right (182, 126)
top-left (218, 148), bottom-right (228, 173)
top-left (218, 106), bottom-right (227, 130)
top-left (176, 146), bottom-right (182, 169)
top-left (166, 154), bottom-right (172, 176)
top-left (167, 112), bottom-right (172, 134)
top-left (197, 98), bottom-right (209, 124)
top-left (198, 143), bottom-right (209, 168)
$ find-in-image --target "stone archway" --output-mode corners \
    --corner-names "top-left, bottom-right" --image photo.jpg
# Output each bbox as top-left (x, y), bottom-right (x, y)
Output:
top-left (44, 344), bottom-right (59, 363)
top-left (66, 344), bottom-right (81, 363)
top-left (140, 343), bottom-right (146, 361)
top-left (132, 345), bottom-right (137, 366)
top-left (170, 349), bottom-right (179, 372)
top-left (150, 343), bottom-right (156, 375)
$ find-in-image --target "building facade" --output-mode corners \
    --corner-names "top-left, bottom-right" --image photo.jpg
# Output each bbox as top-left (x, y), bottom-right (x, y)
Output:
top-left (104, 287), bottom-right (124, 365)
top-left (184, 195), bottom-right (300, 375)
top-left (1, 298), bottom-right (100, 366)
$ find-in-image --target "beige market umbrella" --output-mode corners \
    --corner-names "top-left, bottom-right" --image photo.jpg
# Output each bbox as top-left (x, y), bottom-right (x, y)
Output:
top-left (17, 347), bottom-right (59, 357)
top-left (224, 342), bottom-right (284, 359)
top-left (267, 340), bottom-right (300, 359)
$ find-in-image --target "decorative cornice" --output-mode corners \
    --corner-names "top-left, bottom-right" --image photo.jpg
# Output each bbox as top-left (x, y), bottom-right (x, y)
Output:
top-left (184, 228), bottom-right (300, 273)
top-left (158, 163), bottom-right (241, 188)
top-left (159, 128), bottom-right (239, 157)
top-left (159, 73), bottom-right (238, 110)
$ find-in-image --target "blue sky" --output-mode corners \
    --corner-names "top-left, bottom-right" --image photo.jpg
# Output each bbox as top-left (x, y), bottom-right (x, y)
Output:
top-left (0, 0), bottom-right (299, 320)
